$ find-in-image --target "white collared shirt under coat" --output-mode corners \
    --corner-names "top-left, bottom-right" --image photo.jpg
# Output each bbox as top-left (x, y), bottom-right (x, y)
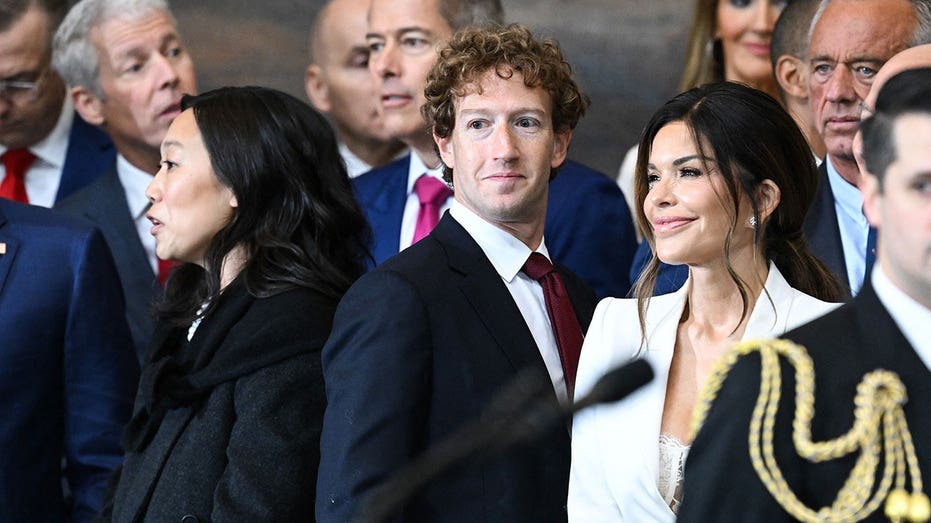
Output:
top-left (567, 262), bottom-right (840, 522)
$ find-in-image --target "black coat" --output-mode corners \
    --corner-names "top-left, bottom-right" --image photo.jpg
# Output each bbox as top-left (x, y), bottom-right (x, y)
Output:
top-left (100, 283), bottom-right (333, 522)
top-left (316, 214), bottom-right (597, 523)
top-left (679, 280), bottom-right (931, 522)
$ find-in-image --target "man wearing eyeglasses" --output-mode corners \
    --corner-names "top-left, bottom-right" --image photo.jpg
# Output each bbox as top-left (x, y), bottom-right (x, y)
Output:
top-left (0, 0), bottom-right (114, 207)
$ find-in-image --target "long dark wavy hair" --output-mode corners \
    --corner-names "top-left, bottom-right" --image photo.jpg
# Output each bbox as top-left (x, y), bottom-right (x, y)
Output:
top-left (632, 82), bottom-right (845, 337)
top-left (157, 86), bottom-right (370, 326)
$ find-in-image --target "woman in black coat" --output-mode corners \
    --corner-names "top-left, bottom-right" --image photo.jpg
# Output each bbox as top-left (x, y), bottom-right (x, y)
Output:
top-left (98, 86), bottom-right (370, 522)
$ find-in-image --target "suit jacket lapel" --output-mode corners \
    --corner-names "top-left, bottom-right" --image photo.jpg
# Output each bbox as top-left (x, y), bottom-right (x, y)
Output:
top-left (803, 162), bottom-right (849, 295)
top-left (353, 155), bottom-right (409, 265)
top-left (432, 215), bottom-right (554, 390)
top-left (56, 113), bottom-right (115, 202)
top-left (0, 207), bottom-right (19, 296)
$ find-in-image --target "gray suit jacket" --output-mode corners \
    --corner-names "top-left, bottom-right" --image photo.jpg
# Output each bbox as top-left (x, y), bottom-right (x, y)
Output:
top-left (56, 167), bottom-right (158, 362)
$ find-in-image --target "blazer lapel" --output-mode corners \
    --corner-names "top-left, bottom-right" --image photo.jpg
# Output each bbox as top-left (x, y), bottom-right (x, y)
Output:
top-left (433, 215), bottom-right (554, 389)
top-left (803, 162), bottom-right (849, 295)
top-left (353, 156), bottom-right (409, 265)
top-left (0, 208), bottom-right (19, 296)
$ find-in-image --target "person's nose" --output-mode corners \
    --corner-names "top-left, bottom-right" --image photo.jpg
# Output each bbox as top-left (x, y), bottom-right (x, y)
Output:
top-left (153, 53), bottom-right (180, 90)
top-left (647, 175), bottom-right (677, 210)
top-left (370, 40), bottom-right (399, 80)
top-left (754, 0), bottom-right (780, 33)
top-left (491, 125), bottom-right (519, 163)
top-left (146, 167), bottom-right (164, 203)
top-left (825, 66), bottom-right (857, 104)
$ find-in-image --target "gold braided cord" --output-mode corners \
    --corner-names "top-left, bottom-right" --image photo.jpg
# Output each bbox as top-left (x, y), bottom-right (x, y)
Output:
top-left (691, 338), bottom-right (928, 523)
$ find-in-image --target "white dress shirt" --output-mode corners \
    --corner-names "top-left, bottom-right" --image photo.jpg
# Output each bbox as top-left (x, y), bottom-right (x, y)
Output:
top-left (449, 201), bottom-right (569, 404)
top-left (872, 266), bottom-right (931, 371)
top-left (0, 97), bottom-right (72, 208)
top-left (116, 154), bottom-right (158, 274)
top-left (399, 153), bottom-right (452, 250)
top-left (826, 156), bottom-right (870, 295)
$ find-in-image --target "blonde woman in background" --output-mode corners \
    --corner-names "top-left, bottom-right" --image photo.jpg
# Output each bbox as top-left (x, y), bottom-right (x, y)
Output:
top-left (619, 0), bottom-right (787, 240)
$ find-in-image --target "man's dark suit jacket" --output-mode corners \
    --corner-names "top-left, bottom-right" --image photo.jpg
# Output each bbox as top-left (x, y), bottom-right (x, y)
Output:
top-left (57, 167), bottom-right (158, 362)
top-left (316, 213), bottom-right (598, 523)
top-left (629, 161), bottom-right (851, 296)
top-left (0, 199), bottom-right (138, 523)
top-left (352, 154), bottom-right (637, 299)
top-left (678, 279), bottom-right (929, 522)
top-left (54, 112), bottom-right (116, 203)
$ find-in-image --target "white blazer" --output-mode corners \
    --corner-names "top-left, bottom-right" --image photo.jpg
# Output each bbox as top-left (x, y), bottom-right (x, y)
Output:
top-left (567, 263), bottom-right (839, 522)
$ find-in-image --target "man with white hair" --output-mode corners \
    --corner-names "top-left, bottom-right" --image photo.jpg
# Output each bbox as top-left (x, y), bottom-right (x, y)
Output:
top-left (53, 0), bottom-right (198, 361)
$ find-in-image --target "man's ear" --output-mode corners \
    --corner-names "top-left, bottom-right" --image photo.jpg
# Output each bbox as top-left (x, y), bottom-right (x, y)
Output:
top-left (861, 172), bottom-right (883, 228)
top-left (550, 128), bottom-right (571, 169)
top-left (72, 86), bottom-right (105, 126)
top-left (434, 130), bottom-right (454, 171)
top-left (304, 64), bottom-right (331, 113)
top-left (775, 54), bottom-right (808, 100)
top-left (756, 178), bottom-right (782, 224)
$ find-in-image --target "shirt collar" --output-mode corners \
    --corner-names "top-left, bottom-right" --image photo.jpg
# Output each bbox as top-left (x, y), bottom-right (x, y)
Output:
top-left (449, 200), bottom-right (550, 283)
top-left (1, 96), bottom-right (73, 169)
top-left (406, 152), bottom-right (446, 196)
top-left (871, 265), bottom-right (931, 367)
top-left (116, 154), bottom-right (155, 220)
top-left (825, 155), bottom-right (866, 224)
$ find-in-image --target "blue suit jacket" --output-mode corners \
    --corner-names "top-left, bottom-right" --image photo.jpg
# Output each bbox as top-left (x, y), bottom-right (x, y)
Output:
top-left (57, 166), bottom-right (159, 363)
top-left (54, 113), bottom-right (116, 203)
top-left (0, 200), bottom-right (138, 523)
top-left (352, 155), bottom-right (637, 299)
top-left (628, 161), bottom-right (850, 297)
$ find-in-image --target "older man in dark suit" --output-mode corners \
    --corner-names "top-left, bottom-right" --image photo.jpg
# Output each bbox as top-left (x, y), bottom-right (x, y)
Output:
top-left (0, 198), bottom-right (138, 522)
top-left (317, 24), bottom-right (598, 523)
top-left (51, 0), bottom-right (198, 361)
top-left (0, 0), bottom-right (114, 207)
top-left (679, 68), bottom-right (931, 523)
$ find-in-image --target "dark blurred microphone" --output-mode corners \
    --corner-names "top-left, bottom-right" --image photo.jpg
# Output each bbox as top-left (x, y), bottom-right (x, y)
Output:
top-left (355, 359), bottom-right (654, 523)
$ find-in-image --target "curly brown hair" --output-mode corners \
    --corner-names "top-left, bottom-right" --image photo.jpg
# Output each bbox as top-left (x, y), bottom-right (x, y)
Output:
top-left (422, 23), bottom-right (589, 182)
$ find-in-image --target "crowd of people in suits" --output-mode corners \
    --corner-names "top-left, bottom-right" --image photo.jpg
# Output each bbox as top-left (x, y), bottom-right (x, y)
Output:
top-left (0, 0), bottom-right (929, 521)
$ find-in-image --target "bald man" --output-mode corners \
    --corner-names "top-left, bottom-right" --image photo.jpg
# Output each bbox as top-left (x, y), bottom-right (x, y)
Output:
top-left (304, 0), bottom-right (405, 177)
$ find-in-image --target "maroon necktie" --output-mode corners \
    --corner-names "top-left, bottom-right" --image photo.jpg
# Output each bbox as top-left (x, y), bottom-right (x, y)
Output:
top-left (522, 252), bottom-right (584, 397)
top-left (1, 149), bottom-right (36, 203)
top-left (412, 175), bottom-right (451, 243)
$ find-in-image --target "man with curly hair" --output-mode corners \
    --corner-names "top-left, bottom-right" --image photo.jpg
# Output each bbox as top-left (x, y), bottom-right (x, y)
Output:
top-left (351, 0), bottom-right (636, 300)
top-left (317, 24), bottom-right (596, 523)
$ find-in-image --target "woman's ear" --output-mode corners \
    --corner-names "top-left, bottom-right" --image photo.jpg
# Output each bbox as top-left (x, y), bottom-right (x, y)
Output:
top-left (756, 179), bottom-right (781, 224)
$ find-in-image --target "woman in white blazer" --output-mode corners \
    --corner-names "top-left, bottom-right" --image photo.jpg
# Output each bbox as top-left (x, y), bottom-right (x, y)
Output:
top-left (568, 82), bottom-right (846, 522)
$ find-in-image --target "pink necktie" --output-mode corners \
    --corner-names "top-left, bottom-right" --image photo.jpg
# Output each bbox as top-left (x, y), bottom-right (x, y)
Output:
top-left (412, 175), bottom-right (451, 243)
top-left (522, 253), bottom-right (585, 398)
top-left (1, 149), bottom-right (36, 203)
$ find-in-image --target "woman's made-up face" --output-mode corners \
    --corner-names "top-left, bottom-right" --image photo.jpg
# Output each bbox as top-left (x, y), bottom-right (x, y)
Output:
top-left (644, 121), bottom-right (754, 268)
top-left (145, 109), bottom-right (236, 266)
top-left (716, 0), bottom-right (786, 87)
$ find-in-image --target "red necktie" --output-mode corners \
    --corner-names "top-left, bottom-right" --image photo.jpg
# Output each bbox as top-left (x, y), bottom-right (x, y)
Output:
top-left (1, 149), bottom-right (36, 203)
top-left (412, 175), bottom-right (451, 244)
top-left (157, 257), bottom-right (177, 287)
top-left (522, 252), bottom-right (584, 397)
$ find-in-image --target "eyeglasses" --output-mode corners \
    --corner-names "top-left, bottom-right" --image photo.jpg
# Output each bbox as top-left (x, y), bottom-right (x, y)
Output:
top-left (0, 67), bottom-right (49, 103)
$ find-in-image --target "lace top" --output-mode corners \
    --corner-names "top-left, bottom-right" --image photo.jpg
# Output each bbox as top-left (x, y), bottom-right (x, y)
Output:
top-left (658, 433), bottom-right (690, 513)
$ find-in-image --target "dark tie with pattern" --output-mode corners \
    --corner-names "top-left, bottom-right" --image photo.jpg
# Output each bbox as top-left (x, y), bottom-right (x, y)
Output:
top-left (522, 252), bottom-right (584, 397)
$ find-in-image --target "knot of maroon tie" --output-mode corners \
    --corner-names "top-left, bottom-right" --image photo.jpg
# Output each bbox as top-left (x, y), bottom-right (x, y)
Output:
top-left (412, 175), bottom-right (452, 243)
top-left (1, 149), bottom-right (37, 203)
top-left (522, 252), bottom-right (584, 398)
